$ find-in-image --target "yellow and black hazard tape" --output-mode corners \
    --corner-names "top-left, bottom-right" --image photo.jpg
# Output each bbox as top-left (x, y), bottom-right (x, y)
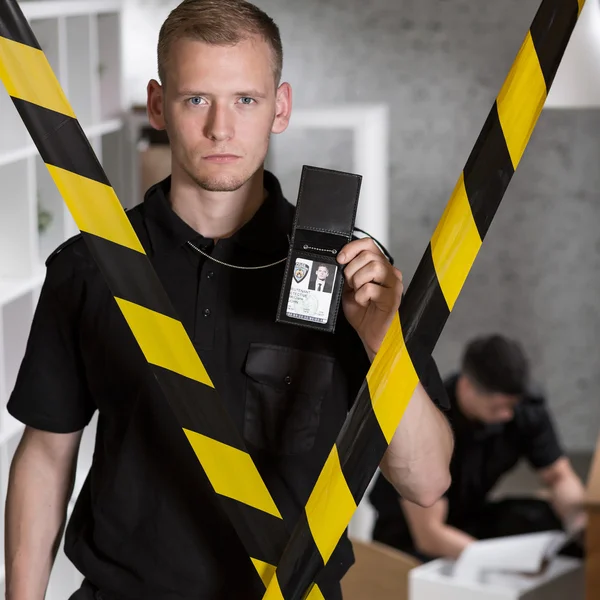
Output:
top-left (261, 0), bottom-right (586, 598)
top-left (0, 0), bottom-right (586, 598)
top-left (0, 0), bottom-right (298, 591)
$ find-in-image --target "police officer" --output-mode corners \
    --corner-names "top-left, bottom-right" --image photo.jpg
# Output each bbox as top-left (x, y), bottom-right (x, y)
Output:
top-left (4, 1), bottom-right (453, 599)
top-left (370, 334), bottom-right (587, 562)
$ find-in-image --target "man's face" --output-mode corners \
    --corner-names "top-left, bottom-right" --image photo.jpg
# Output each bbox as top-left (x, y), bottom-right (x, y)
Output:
top-left (459, 375), bottom-right (520, 424)
top-left (316, 266), bottom-right (329, 281)
top-left (148, 36), bottom-right (291, 192)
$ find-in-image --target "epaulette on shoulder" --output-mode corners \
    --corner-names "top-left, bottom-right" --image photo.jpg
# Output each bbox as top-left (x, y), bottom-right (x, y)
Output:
top-left (45, 233), bottom-right (83, 267)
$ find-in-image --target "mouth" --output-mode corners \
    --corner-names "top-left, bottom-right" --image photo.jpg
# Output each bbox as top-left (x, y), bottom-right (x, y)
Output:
top-left (202, 154), bottom-right (241, 163)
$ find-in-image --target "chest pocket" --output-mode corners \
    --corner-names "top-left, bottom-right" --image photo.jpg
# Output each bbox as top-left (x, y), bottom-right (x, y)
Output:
top-left (243, 343), bottom-right (335, 455)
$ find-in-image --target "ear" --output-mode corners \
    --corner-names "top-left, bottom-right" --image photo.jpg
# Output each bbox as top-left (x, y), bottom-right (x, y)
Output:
top-left (272, 81), bottom-right (292, 135)
top-left (147, 79), bottom-right (166, 130)
top-left (457, 374), bottom-right (471, 397)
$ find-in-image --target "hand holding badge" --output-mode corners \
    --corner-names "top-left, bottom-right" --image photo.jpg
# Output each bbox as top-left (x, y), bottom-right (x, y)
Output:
top-left (338, 237), bottom-right (404, 358)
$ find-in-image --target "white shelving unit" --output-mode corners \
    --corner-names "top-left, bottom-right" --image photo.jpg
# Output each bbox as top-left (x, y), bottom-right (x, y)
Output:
top-left (0, 1), bottom-right (125, 597)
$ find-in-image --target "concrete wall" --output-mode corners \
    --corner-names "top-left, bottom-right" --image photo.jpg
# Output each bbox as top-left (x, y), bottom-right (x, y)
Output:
top-left (122, 0), bottom-right (600, 451)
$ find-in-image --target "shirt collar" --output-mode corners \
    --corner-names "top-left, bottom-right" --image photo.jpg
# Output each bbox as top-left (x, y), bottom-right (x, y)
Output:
top-left (142, 170), bottom-right (293, 257)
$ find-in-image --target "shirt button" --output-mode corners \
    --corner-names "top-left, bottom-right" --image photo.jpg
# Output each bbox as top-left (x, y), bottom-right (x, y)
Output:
top-left (203, 308), bottom-right (211, 318)
top-left (207, 271), bottom-right (215, 280)
top-left (284, 375), bottom-right (292, 385)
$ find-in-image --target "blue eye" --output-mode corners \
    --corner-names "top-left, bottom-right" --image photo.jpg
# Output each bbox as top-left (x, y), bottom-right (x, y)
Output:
top-left (239, 97), bottom-right (255, 105)
top-left (189, 97), bottom-right (203, 105)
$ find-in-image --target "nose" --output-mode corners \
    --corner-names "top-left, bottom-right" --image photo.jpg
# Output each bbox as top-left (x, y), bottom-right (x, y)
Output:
top-left (204, 102), bottom-right (234, 142)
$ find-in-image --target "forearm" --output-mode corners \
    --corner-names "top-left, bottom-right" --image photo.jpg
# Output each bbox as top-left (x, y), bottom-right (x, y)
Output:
top-left (5, 437), bottom-right (76, 600)
top-left (417, 524), bottom-right (475, 560)
top-left (549, 473), bottom-right (587, 526)
top-left (380, 383), bottom-right (453, 507)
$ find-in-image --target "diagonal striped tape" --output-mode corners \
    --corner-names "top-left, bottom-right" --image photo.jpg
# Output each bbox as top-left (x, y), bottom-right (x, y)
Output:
top-left (261, 1), bottom-right (585, 598)
top-left (0, 0), bottom-right (298, 589)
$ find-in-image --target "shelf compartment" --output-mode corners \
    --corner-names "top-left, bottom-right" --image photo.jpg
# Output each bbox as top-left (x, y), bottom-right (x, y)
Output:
top-left (97, 12), bottom-right (123, 122)
top-left (0, 159), bottom-right (36, 279)
top-left (0, 83), bottom-right (30, 157)
top-left (65, 15), bottom-right (94, 127)
top-left (1, 292), bottom-right (34, 402)
top-left (101, 129), bottom-right (126, 205)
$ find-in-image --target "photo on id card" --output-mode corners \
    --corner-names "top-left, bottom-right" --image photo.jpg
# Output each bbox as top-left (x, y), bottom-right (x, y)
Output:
top-left (286, 258), bottom-right (338, 325)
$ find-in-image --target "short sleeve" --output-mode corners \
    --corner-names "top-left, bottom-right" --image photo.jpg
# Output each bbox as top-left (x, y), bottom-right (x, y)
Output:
top-left (518, 396), bottom-right (564, 470)
top-left (7, 257), bottom-right (96, 433)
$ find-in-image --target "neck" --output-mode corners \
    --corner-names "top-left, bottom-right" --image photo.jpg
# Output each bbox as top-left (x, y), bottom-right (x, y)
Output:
top-left (169, 164), bottom-right (267, 240)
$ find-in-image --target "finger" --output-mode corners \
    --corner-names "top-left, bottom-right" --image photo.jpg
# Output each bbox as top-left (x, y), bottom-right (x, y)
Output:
top-left (343, 250), bottom-right (386, 283)
top-left (338, 237), bottom-right (382, 265)
top-left (347, 261), bottom-right (397, 292)
top-left (353, 282), bottom-right (401, 309)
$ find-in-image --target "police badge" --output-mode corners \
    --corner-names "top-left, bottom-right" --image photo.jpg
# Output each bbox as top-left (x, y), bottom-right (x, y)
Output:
top-left (276, 166), bottom-right (362, 333)
top-left (293, 261), bottom-right (309, 284)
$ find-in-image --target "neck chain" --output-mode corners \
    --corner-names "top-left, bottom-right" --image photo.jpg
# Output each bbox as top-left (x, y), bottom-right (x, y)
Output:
top-left (186, 236), bottom-right (290, 270)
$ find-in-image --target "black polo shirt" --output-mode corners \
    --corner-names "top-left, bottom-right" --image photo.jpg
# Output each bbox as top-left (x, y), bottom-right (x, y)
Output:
top-left (369, 373), bottom-right (564, 554)
top-left (8, 171), bottom-right (447, 600)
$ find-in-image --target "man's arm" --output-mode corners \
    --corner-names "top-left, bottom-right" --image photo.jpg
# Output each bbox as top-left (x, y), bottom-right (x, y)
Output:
top-left (538, 456), bottom-right (587, 532)
top-left (338, 237), bottom-right (453, 508)
top-left (401, 496), bottom-right (475, 560)
top-left (5, 426), bottom-right (83, 600)
top-left (379, 384), bottom-right (453, 507)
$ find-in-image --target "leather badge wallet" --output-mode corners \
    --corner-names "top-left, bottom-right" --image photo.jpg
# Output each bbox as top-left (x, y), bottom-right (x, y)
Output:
top-left (276, 165), bottom-right (362, 333)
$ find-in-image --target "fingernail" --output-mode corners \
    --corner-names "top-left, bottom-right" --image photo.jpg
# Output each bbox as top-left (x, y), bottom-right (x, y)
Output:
top-left (338, 252), bottom-right (346, 263)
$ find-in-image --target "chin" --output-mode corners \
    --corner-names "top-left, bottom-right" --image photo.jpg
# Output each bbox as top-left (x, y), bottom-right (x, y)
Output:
top-left (187, 162), bottom-right (262, 193)
top-left (196, 177), bottom-right (247, 192)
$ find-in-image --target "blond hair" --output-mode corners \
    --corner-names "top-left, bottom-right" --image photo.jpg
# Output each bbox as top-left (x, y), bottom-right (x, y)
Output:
top-left (157, 0), bottom-right (283, 87)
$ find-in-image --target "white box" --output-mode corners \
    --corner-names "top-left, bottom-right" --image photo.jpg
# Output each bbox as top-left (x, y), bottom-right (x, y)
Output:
top-left (409, 555), bottom-right (584, 600)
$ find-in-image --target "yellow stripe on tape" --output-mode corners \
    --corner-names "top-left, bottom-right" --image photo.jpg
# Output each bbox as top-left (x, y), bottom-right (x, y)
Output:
top-left (578, 0), bottom-right (585, 14)
top-left (306, 584), bottom-right (326, 600)
top-left (115, 299), bottom-right (214, 387)
top-left (251, 559), bottom-right (277, 588)
top-left (47, 165), bottom-right (145, 253)
top-left (0, 37), bottom-right (75, 118)
top-left (367, 314), bottom-right (419, 444)
top-left (496, 31), bottom-right (547, 169)
top-left (183, 429), bottom-right (282, 518)
top-left (261, 574), bottom-right (285, 600)
top-left (430, 173), bottom-right (482, 310)
top-left (305, 446), bottom-right (357, 564)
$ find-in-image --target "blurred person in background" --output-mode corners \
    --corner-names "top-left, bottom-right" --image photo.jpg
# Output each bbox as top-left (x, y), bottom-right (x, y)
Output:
top-left (369, 334), bottom-right (587, 562)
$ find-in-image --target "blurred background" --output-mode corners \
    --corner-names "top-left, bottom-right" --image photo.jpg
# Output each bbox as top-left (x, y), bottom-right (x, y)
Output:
top-left (1, 0), bottom-right (599, 597)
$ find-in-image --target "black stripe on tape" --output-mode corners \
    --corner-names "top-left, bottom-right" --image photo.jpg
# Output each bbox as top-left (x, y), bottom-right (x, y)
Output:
top-left (337, 394), bottom-right (388, 506)
top-left (530, 0), bottom-right (580, 91)
top-left (400, 245), bottom-right (450, 358)
top-left (276, 511), bottom-right (325, 600)
top-left (153, 365), bottom-right (247, 452)
top-left (219, 495), bottom-right (288, 566)
top-left (12, 98), bottom-right (110, 186)
top-left (462, 103), bottom-right (514, 240)
top-left (83, 233), bottom-right (178, 319)
top-left (0, 1), bottom-right (42, 49)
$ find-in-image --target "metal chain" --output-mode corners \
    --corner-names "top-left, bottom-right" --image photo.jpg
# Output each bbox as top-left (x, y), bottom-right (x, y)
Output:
top-left (186, 240), bottom-right (289, 270)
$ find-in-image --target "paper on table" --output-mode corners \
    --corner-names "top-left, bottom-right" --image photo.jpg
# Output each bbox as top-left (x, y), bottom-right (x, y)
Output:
top-left (452, 530), bottom-right (570, 583)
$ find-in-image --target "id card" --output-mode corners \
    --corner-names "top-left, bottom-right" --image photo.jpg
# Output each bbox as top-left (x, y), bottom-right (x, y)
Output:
top-left (286, 258), bottom-right (338, 325)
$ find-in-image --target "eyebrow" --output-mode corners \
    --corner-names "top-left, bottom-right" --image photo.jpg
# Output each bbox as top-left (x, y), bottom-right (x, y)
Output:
top-left (177, 90), bottom-right (268, 99)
